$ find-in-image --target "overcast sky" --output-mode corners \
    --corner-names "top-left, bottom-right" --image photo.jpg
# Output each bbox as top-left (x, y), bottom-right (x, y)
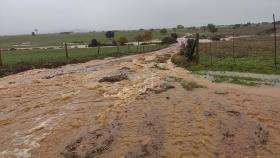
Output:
top-left (0, 0), bottom-right (279, 35)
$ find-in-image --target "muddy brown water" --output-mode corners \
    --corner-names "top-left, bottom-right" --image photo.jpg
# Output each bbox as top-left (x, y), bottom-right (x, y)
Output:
top-left (1, 44), bottom-right (280, 158)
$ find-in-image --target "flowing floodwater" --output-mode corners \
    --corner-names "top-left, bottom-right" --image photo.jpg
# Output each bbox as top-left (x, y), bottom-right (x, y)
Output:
top-left (1, 44), bottom-right (280, 158)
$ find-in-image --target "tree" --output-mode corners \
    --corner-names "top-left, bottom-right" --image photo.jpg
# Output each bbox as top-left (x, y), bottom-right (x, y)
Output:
top-left (105, 31), bottom-right (115, 39)
top-left (201, 26), bottom-right (207, 32)
top-left (143, 31), bottom-right (152, 41)
top-left (135, 35), bottom-right (144, 44)
top-left (88, 38), bottom-right (99, 47)
top-left (118, 36), bottom-right (128, 45)
top-left (207, 24), bottom-right (218, 34)
top-left (160, 28), bottom-right (167, 34)
top-left (177, 25), bottom-right (184, 29)
top-left (31, 32), bottom-right (36, 36)
top-left (135, 35), bottom-right (144, 52)
top-left (171, 33), bottom-right (178, 39)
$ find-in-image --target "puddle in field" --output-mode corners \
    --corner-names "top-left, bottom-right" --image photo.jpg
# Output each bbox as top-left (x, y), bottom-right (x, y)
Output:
top-left (196, 70), bottom-right (280, 86)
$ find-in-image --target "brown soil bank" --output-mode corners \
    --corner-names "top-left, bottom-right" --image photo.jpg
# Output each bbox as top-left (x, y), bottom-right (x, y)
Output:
top-left (1, 44), bottom-right (280, 158)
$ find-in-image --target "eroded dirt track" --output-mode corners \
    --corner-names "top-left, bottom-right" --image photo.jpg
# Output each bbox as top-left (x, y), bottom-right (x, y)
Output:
top-left (1, 45), bottom-right (280, 158)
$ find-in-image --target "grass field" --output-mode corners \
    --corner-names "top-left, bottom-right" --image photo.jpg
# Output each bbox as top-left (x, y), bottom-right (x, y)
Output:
top-left (0, 44), bottom-right (167, 77)
top-left (0, 30), bottom-right (177, 49)
top-left (1, 24), bottom-right (279, 49)
top-left (172, 34), bottom-right (280, 75)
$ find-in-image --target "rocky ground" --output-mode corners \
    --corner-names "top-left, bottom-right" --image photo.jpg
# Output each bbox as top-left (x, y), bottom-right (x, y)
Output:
top-left (1, 44), bottom-right (280, 158)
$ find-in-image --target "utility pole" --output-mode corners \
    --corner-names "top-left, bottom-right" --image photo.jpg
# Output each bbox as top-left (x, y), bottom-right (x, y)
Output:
top-left (273, 14), bottom-right (277, 68)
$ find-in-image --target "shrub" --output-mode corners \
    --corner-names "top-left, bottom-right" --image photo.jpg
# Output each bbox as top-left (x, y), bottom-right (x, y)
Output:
top-left (179, 39), bottom-right (198, 62)
top-left (135, 35), bottom-right (144, 45)
top-left (88, 39), bottom-right (100, 47)
top-left (118, 36), bottom-right (128, 45)
top-left (143, 31), bottom-right (152, 41)
top-left (105, 31), bottom-right (115, 39)
top-left (211, 34), bottom-right (225, 41)
top-left (162, 37), bottom-right (176, 44)
top-left (171, 33), bottom-right (178, 39)
top-left (177, 25), bottom-right (184, 29)
top-left (160, 28), bottom-right (167, 34)
top-left (171, 53), bottom-right (190, 68)
top-left (257, 28), bottom-right (275, 35)
top-left (207, 24), bottom-right (218, 33)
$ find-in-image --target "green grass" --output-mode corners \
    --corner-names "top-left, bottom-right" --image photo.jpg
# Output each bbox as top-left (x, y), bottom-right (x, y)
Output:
top-left (0, 44), bottom-right (167, 77)
top-left (172, 34), bottom-right (280, 75)
top-left (0, 30), bottom-right (174, 49)
top-left (212, 75), bottom-right (264, 86)
top-left (1, 23), bottom-right (278, 49)
top-left (189, 56), bottom-right (280, 74)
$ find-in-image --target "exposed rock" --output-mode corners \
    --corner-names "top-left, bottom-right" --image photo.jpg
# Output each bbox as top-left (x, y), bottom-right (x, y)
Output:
top-left (99, 74), bottom-right (129, 83)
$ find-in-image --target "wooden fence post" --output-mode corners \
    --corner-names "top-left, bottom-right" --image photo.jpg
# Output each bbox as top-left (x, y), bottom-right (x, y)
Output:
top-left (98, 46), bottom-right (100, 55)
top-left (0, 49), bottom-right (3, 67)
top-left (195, 33), bottom-right (200, 64)
top-left (233, 28), bottom-right (235, 62)
top-left (210, 34), bottom-right (213, 65)
top-left (273, 14), bottom-right (277, 68)
top-left (65, 43), bottom-right (69, 59)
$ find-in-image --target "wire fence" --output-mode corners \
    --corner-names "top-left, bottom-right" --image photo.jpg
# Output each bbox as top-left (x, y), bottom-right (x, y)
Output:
top-left (0, 44), bottom-right (166, 66)
top-left (198, 34), bottom-right (279, 71)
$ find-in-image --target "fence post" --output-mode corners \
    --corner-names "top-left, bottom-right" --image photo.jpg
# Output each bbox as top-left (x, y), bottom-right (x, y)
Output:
top-left (195, 33), bottom-right (200, 64)
top-left (232, 28), bottom-right (235, 62)
top-left (209, 35), bottom-right (213, 65)
top-left (273, 14), bottom-right (277, 68)
top-left (65, 43), bottom-right (69, 59)
top-left (0, 49), bottom-right (2, 67)
top-left (98, 46), bottom-right (100, 55)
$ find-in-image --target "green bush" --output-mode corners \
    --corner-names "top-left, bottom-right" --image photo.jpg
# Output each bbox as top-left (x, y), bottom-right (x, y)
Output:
top-left (160, 28), bottom-right (167, 34)
top-left (162, 37), bottom-right (176, 44)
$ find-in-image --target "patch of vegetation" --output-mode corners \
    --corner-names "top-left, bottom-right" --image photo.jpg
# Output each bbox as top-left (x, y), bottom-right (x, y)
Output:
top-left (162, 37), bottom-right (177, 44)
top-left (172, 35), bottom-right (280, 75)
top-left (212, 75), bottom-right (263, 86)
top-left (171, 53), bottom-right (191, 68)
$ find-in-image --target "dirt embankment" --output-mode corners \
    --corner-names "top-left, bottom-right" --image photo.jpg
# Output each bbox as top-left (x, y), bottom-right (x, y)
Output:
top-left (1, 44), bottom-right (280, 158)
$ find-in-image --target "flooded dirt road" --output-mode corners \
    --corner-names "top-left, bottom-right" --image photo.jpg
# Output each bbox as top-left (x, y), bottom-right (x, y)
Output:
top-left (1, 44), bottom-right (280, 158)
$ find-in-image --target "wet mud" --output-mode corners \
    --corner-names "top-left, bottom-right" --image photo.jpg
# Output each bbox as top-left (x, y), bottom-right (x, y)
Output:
top-left (1, 44), bottom-right (280, 158)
